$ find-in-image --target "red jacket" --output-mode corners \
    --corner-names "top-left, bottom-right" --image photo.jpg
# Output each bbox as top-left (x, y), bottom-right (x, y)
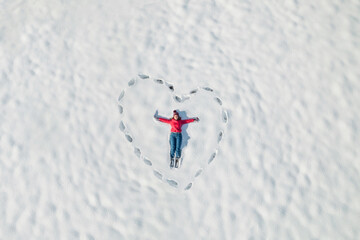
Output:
top-left (158, 118), bottom-right (195, 133)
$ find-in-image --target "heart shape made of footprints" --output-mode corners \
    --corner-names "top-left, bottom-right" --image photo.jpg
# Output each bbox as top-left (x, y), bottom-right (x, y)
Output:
top-left (117, 74), bottom-right (228, 191)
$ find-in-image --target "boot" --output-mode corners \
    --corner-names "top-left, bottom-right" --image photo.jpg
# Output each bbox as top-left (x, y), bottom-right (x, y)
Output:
top-left (175, 157), bottom-right (180, 168)
top-left (170, 157), bottom-right (175, 168)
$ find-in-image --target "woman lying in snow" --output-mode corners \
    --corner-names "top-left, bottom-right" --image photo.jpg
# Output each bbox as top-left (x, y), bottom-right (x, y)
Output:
top-left (155, 110), bottom-right (199, 168)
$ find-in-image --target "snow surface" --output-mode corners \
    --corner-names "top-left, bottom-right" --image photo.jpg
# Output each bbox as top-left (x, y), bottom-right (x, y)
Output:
top-left (1, 0), bottom-right (359, 239)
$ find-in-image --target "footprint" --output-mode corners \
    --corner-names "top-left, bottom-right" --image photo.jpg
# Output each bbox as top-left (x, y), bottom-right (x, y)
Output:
top-left (143, 158), bottom-right (152, 166)
top-left (154, 79), bottom-right (164, 84)
top-left (174, 95), bottom-right (182, 102)
top-left (125, 134), bottom-right (133, 143)
top-left (203, 87), bottom-right (213, 92)
top-left (165, 82), bottom-right (174, 91)
top-left (218, 131), bottom-right (223, 143)
top-left (118, 105), bottom-right (123, 114)
top-left (166, 179), bottom-right (178, 188)
top-left (184, 183), bottom-right (192, 190)
top-left (134, 147), bottom-right (141, 157)
top-left (153, 170), bottom-right (162, 179)
top-left (138, 74), bottom-right (149, 79)
top-left (190, 89), bottom-right (198, 94)
top-left (147, 186), bottom-right (158, 195)
top-left (215, 97), bottom-right (222, 106)
top-left (208, 151), bottom-right (217, 164)
top-left (118, 90), bottom-right (125, 101)
top-left (119, 121), bottom-right (125, 131)
top-left (195, 169), bottom-right (202, 177)
top-left (222, 109), bottom-right (228, 123)
top-left (128, 79), bottom-right (136, 86)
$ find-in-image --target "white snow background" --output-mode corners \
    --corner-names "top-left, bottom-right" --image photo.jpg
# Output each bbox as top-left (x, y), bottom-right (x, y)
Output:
top-left (0, 0), bottom-right (359, 239)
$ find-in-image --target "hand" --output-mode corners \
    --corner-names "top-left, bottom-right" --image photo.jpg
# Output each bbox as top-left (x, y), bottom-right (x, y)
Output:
top-left (194, 117), bottom-right (199, 122)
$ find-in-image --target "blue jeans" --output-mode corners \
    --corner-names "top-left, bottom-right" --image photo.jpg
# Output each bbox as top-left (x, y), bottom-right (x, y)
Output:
top-left (169, 132), bottom-right (182, 158)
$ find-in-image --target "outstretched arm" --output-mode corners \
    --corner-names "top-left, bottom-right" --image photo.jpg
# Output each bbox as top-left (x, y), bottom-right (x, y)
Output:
top-left (157, 117), bottom-right (171, 124)
top-left (181, 117), bottom-right (199, 124)
top-left (154, 110), bottom-right (171, 124)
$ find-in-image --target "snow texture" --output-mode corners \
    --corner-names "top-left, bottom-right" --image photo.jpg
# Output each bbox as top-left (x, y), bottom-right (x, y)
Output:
top-left (0, 0), bottom-right (359, 239)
